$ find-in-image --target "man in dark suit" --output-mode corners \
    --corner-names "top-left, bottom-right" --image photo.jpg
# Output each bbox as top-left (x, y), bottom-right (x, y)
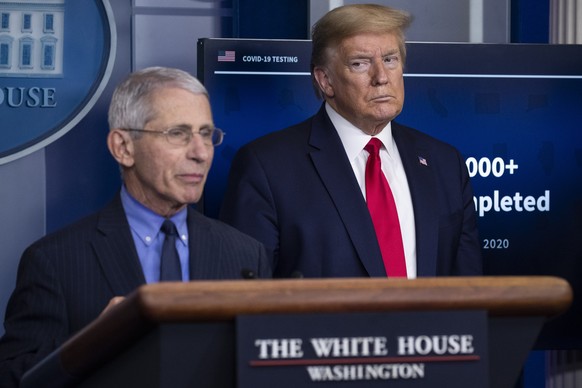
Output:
top-left (0, 67), bottom-right (270, 386)
top-left (220, 4), bottom-right (482, 278)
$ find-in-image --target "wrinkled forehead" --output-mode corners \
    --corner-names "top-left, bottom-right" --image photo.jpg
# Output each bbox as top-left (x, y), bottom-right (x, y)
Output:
top-left (323, 31), bottom-right (404, 63)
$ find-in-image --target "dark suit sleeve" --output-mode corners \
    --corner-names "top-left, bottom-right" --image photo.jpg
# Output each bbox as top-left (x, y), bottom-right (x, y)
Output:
top-left (0, 245), bottom-right (69, 387)
top-left (255, 241), bottom-right (271, 278)
top-left (456, 154), bottom-right (483, 275)
top-left (220, 145), bottom-right (281, 266)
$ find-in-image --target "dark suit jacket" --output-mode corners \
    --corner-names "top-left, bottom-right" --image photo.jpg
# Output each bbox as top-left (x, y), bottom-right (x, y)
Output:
top-left (220, 105), bottom-right (482, 278)
top-left (0, 194), bottom-right (270, 386)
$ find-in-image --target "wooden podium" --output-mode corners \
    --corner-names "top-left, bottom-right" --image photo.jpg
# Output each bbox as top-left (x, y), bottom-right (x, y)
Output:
top-left (21, 276), bottom-right (572, 388)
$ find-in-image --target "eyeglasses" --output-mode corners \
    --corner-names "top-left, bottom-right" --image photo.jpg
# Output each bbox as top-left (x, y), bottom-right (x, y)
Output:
top-left (121, 126), bottom-right (225, 146)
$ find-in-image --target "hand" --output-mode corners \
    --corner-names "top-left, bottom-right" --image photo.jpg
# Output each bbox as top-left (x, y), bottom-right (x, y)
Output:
top-left (100, 296), bottom-right (126, 316)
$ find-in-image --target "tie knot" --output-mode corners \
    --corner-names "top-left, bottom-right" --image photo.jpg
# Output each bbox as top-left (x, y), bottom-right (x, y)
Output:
top-left (161, 220), bottom-right (178, 237)
top-left (365, 138), bottom-right (383, 157)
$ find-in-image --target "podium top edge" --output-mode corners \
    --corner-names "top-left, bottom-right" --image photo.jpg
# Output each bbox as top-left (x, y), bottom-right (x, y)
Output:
top-left (131, 276), bottom-right (572, 321)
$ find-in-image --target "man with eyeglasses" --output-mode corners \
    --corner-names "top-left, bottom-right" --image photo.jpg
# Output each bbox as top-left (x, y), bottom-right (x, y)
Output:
top-left (0, 66), bottom-right (270, 386)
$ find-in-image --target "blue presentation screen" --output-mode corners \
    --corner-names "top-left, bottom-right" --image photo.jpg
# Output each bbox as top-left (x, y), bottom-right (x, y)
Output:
top-left (198, 39), bottom-right (582, 349)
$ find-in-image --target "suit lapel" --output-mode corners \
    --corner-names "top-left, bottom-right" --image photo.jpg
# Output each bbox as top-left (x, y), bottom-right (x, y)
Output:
top-left (392, 123), bottom-right (439, 276)
top-left (92, 195), bottom-right (146, 295)
top-left (308, 106), bottom-right (387, 277)
top-left (187, 208), bottom-right (223, 279)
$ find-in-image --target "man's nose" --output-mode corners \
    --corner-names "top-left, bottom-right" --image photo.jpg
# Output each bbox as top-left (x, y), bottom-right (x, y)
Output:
top-left (371, 60), bottom-right (389, 85)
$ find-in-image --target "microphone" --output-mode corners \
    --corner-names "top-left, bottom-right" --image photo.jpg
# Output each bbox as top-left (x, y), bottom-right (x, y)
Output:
top-left (241, 268), bottom-right (304, 279)
top-left (241, 268), bottom-right (257, 279)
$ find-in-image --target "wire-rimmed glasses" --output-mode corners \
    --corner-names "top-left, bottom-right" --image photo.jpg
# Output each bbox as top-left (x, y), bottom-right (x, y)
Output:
top-left (121, 126), bottom-right (224, 146)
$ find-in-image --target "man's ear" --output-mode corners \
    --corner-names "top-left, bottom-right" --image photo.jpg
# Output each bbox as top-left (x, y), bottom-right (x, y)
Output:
top-left (313, 66), bottom-right (334, 98)
top-left (107, 129), bottom-right (135, 167)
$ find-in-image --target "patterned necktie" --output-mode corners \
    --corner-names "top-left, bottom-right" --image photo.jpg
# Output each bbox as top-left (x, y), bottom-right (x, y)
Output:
top-left (160, 220), bottom-right (183, 281)
top-left (364, 138), bottom-right (407, 277)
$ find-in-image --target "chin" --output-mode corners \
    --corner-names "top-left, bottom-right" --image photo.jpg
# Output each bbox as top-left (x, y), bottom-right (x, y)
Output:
top-left (184, 194), bottom-right (203, 205)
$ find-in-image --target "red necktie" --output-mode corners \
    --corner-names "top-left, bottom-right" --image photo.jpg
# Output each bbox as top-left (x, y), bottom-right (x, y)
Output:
top-left (364, 138), bottom-right (407, 277)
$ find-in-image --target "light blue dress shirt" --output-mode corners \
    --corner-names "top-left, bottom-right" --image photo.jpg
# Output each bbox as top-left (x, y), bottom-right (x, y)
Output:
top-left (120, 186), bottom-right (189, 283)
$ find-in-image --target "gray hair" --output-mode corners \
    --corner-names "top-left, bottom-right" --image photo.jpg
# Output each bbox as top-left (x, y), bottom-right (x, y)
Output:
top-left (311, 4), bottom-right (412, 99)
top-left (108, 66), bottom-right (208, 131)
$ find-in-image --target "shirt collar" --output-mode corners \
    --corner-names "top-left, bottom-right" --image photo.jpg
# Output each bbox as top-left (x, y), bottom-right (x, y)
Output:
top-left (120, 185), bottom-right (188, 246)
top-left (325, 102), bottom-right (395, 159)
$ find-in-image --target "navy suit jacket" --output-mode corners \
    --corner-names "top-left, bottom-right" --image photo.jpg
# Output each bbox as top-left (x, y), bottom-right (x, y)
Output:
top-left (0, 194), bottom-right (270, 386)
top-left (220, 105), bottom-right (482, 278)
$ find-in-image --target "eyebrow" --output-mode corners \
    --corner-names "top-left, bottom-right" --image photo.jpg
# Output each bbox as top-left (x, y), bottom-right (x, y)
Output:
top-left (383, 49), bottom-right (401, 57)
top-left (346, 48), bottom-right (400, 59)
top-left (166, 122), bottom-right (215, 131)
top-left (173, 124), bottom-right (192, 129)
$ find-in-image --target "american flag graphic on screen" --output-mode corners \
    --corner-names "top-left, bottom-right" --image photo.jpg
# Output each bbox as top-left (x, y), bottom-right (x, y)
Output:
top-left (218, 50), bottom-right (236, 62)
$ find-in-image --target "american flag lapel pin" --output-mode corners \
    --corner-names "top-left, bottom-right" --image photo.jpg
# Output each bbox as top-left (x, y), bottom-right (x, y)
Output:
top-left (418, 156), bottom-right (428, 166)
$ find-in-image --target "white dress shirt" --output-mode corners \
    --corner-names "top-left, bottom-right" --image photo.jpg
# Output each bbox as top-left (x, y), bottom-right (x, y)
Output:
top-left (325, 103), bottom-right (417, 278)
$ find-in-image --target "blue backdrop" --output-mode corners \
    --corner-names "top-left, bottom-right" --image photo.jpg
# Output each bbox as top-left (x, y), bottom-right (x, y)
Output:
top-left (199, 38), bottom-right (582, 350)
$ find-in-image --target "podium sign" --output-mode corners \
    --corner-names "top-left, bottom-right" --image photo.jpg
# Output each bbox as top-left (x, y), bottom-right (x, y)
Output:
top-left (20, 278), bottom-right (570, 388)
top-left (237, 311), bottom-right (488, 387)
